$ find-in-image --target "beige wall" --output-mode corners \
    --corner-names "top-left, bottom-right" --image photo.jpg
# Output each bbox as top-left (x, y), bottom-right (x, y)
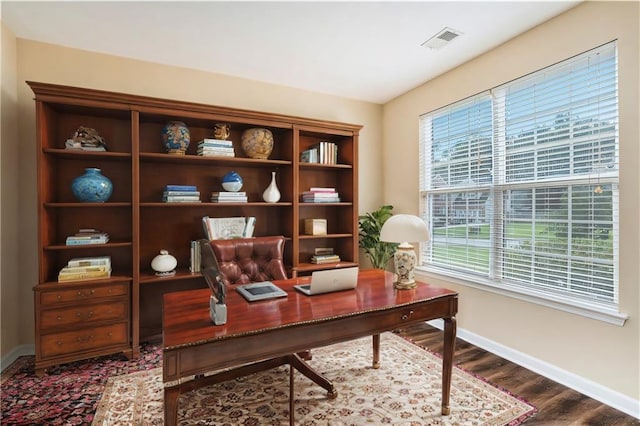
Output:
top-left (383, 1), bottom-right (639, 401)
top-left (1, 22), bottom-right (21, 358)
top-left (1, 38), bottom-right (384, 359)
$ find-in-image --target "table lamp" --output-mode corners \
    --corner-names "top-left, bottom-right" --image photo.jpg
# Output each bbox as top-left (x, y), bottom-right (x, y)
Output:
top-left (379, 214), bottom-right (430, 289)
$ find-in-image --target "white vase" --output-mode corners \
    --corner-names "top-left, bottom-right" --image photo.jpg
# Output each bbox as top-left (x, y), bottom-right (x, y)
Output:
top-left (151, 249), bottom-right (177, 276)
top-left (262, 171), bottom-right (281, 203)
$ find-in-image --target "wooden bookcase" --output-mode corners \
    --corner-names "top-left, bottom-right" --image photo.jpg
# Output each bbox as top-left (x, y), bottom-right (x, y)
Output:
top-left (28, 81), bottom-right (361, 373)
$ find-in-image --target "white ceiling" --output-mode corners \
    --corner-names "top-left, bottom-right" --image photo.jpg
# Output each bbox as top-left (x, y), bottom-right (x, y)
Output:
top-left (1, 1), bottom-right (580, 104)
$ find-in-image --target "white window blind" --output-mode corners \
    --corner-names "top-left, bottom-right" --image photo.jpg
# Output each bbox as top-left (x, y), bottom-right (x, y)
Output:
top-left (419, 42), bottom-right (619, 310)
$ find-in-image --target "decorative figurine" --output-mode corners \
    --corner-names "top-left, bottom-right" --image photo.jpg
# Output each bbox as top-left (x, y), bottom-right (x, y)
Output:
top-left (65, 126), bottom-right (107, 151)
top-left (213, 123), bottom-right (231, 140)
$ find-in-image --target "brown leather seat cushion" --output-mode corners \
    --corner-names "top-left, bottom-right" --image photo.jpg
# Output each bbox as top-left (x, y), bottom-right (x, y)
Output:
top-left (210, 236), bottom-right (287, 285)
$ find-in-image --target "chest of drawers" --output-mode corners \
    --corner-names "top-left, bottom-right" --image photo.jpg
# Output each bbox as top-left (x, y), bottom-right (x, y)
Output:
top-left (34, 279), bottom-right (132, 376)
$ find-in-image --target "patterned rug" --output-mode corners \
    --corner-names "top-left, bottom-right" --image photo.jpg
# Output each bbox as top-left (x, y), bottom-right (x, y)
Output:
top-left (92, 333), bottom-right (536, 425)
top-left (1, 342), bottom-right (162, 425)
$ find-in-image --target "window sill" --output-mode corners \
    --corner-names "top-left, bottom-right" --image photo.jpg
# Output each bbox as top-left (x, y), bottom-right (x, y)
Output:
top-left (416, 266), bottom-right (629, 326)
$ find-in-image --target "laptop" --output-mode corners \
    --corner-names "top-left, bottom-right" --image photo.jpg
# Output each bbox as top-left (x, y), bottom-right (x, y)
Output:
top-left (294, 267), bottom-right (359, 296)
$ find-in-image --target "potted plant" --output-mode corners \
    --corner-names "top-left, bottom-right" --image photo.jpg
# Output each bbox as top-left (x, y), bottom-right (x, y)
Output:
top-left (358, 205), bottom-right (398, 269)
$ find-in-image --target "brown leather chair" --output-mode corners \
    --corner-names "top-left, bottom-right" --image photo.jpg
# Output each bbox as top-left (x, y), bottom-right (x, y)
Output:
top-left (209, 236), bottom-right (288, 285)
top-left (200, 236), bottom-right (337, 407)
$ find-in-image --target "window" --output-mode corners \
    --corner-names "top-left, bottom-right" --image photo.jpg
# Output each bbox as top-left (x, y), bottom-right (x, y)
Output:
top-left (419, 42), bottom-right (620, 317)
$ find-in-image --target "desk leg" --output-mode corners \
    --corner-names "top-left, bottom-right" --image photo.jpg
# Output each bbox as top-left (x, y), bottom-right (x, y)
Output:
top-left (441, 316), bottom-right (457, 416)
top-left (372, 334), bottom-right (380, 369)
top-left (164, 386), bottom-right (181, 426)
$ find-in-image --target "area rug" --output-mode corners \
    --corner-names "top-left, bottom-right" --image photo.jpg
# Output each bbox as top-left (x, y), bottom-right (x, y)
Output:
top-left (93, 332), bottom-right (535, 425)
top-left (1, 342), bottom-right (162, 425)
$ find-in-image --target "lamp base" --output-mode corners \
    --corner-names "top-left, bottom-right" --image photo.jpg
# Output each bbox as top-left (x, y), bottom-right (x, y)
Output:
top-left (393, 244), bottom-right (418, 290)
top-left (394, 280), bottom-right (417, 290)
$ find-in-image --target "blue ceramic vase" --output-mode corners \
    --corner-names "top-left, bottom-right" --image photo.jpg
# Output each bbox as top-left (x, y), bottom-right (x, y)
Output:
top-left (221, 171), bottom-right (243, 192)
top-left (71, 168), bottom-right (113, 202)
top-left (162, 121), bottom-right (190, 155)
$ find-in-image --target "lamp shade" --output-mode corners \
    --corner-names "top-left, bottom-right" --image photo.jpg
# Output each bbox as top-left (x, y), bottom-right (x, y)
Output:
top-left (380, 214), bottom-right (430, 243)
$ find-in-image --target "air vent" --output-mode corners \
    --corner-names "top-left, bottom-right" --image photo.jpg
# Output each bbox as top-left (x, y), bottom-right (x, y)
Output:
top-left (421, 27), bottom-right (462, 50)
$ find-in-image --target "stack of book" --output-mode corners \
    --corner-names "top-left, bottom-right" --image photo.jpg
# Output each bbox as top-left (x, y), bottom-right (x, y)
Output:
top-left (300, 141), bottom-right (338, 164)
top-left (310, 247), bottom-right (340, 264)
top-left (65, 139), bottom-right (107, 152)
top-left (302, 187), bottom-right (341, 203)
top-left (163, 185), bottom-right (201, 203)
top-left (58, 256), bottom-right (112, 282)
top-left (210, 191), bottom-right (248, 203)
top-left (65, 229), bottom-right (109, 245)
top-left (197, 139), bottom-right (235, 157)
top-left (190, 240), bottom-right (201, 273)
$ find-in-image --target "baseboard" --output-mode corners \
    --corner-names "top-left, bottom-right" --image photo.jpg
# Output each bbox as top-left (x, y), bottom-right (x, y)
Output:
top-left (427, 319), bottom-right (640, 419)
top-left (1, 344), bottom-right (35, 373)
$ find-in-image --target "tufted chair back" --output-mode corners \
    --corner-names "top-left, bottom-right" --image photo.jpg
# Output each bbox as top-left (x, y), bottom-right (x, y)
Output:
top-left (209, 236), bottom-right (288, 285)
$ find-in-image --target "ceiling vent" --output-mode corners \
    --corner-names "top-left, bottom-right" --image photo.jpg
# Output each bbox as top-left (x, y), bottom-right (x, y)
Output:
top-left (421, 27), bottom-right (462, 50)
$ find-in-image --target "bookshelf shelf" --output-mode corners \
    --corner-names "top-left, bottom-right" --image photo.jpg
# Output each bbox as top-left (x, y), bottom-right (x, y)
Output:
top-left (29, 81), bottom-right (360, 374)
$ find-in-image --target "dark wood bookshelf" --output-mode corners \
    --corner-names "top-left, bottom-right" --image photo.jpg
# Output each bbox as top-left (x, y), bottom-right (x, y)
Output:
top-left (29, 81), bottom-right (361, 374)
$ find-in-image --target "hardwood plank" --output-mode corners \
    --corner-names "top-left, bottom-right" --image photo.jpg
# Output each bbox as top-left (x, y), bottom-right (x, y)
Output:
top-left (398, 322), bottom-right (639, 425)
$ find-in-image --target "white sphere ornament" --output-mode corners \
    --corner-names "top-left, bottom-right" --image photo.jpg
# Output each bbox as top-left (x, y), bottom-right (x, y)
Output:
top-left (151, 249), bottom-right (177, 277)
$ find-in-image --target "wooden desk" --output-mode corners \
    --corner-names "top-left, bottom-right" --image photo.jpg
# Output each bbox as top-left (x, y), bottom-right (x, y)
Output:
top-left (162, 269), bottom-right (458, 425)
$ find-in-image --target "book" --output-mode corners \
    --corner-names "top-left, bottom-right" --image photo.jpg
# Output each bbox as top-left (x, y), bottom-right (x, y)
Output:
top-left (300, 148), bottom-right (318, 163)
top-left (197, 145), bottom-right (234, 151)
top-left (197, 151), bottom-right (235, 157)
top-left (165, 184), bottom-right (197, 191)
top-left (314, 247), bottom-right (334, 255)
top-left (302, 198), bottom-right (341, 203)
top-left (211, 192), bottom-right (248, 202)
top-left (66, 236), bottom-right (109, 245)
top-left (190, 240), bottom-right (201, 273)
top-left (243, 216), bottom-right (256, 238)
top-left (58, 269), bottom-right (111, 282)
top-left (59, 265), bottom-right (111, 274)
top-left (211, 198), bottom-right (248, 203)
top-left (65, 139), bottom-right (107, 151)
top-left (164, 190), bottom-right (200, 196)
top-left (210, 191), bottom-right (247, 197)
top-left (310, 254), bottom-right (341, 264)
top-left (163, 195), bottom-right (201, 202)
top-left (67, 256), bottom-right (112, 268)
top-left (302, 191), bottom-right (338, 197)
top-left (308, 187), bottom-right (336, 192)
top-left (197, 139), bottom-right (233, 146)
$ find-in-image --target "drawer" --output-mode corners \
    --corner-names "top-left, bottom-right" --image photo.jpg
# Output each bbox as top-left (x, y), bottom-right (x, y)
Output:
top-left (40, 283), bottom-right (128, 306)
top-left (40, 300), bottom-right (128, 330)
top-left (39, 322), bottom-right (129, 358)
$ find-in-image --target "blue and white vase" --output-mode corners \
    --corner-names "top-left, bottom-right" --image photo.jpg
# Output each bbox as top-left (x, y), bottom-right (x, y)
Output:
top-left (221, 171), bottom-right (243, 192)
top-left (71, 168), bottom-right (113, 202)
top-left (162, 121), bottom-right (190, 155)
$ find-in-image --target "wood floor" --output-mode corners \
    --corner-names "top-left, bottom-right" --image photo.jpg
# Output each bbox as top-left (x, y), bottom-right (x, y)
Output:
top-left (398, 322), bottom-right (639, 426)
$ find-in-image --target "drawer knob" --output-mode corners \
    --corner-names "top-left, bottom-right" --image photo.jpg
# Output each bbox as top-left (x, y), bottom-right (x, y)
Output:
top-left (76, 290), bottom-right (95, 298)
top-left (76, 311), bottom-right (94, 320)
top-left (401, 310), bottom-right (414, 321)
